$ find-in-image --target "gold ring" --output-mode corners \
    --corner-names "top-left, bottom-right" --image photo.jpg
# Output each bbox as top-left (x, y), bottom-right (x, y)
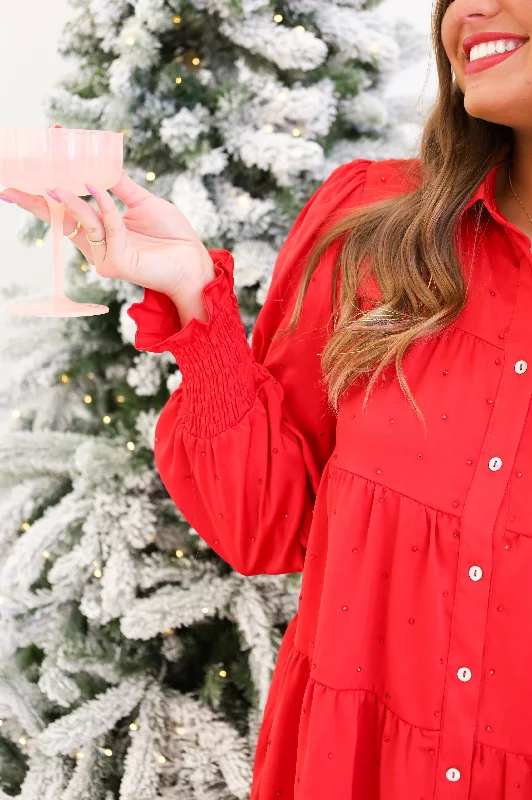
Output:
top-left (87, 235), bottom-right (107, 247)
top-left (66, 220), bottom-right (82, 239)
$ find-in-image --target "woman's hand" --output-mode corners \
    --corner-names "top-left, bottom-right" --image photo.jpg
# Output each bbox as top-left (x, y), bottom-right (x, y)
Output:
top-left (0, 134), bottom-right (215, 299)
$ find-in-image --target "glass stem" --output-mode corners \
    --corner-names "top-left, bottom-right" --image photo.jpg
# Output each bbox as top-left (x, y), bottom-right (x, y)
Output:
top-left (44, 193), bottom-right (66, 298)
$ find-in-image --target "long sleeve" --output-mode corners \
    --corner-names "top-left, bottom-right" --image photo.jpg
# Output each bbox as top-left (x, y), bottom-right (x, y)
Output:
top-left (126, 158), bottom-right (371, 576)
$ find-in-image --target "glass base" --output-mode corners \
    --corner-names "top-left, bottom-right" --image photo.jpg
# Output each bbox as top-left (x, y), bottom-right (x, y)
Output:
top-left (7, 294), bottom-right (109, 318)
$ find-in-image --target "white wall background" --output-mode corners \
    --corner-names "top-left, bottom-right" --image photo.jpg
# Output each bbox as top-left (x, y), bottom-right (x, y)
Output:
top-left (0, 0), bottom-right (437, 297)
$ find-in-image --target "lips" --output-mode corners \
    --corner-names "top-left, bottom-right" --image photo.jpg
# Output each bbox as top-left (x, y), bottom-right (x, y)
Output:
top-left (462, 31), bottom-right (529, 58)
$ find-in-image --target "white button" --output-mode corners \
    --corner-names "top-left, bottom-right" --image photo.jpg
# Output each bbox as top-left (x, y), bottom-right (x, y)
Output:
top-left (469, 565), bottom-right (483, 581)
top-left (457, 667), bottom-right (472, 682)
top-left (515, 360), bottom-right (528, 374)
top-left (489, 456), bottom-right (502, 471)
top-left (446, 768), bottom-right (461, 782)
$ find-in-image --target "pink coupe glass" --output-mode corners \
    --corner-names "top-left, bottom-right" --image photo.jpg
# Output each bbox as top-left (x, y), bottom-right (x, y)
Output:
top-left (0, 127), bottom-right (123, 317)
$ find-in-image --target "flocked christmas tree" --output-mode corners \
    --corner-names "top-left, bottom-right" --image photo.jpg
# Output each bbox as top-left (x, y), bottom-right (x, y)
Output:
top-left (0, 0), bottom-right (426, 797)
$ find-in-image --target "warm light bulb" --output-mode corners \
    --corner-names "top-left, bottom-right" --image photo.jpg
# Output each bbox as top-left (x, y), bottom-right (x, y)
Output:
top-left (75, 751), bottom-right (84, 760)
top-left (175, 549), bottom-right (184, 558)
top-left (129, 722), bottom-right (139, 731)
top-left (87, 372), bottom-right (94, 380)
top-left (175, 77), bottom-right (182, 84)
top-left (80, 263), bottom-right (88, 272)
top-left (93, 568), bottom-right (102, 578)
top-left (36, 238), bottom-right (44, 247)
top-left (175, 726), bottom-right (185, 735)
top-left (12, 409), bottom-right (21, 418)
top-left (202, 607), bottom-right (209, 613)
top-left (104, 748), bottom-right (113, 757)
top-left (192, 57), bottom-right (200, 66)
top-left (127, 441), bottom-right (135, 451)
top-left (157, 755), bottom-right (167, 764)
top-left (84, 395), bottom-right (92, 404)
top-left (116, 395), bottom-right (125, 403)
top-left (42, 550), bottom-right (50, 559)
top-left (263, 124), bottom-right (274, 133)
top-left (146, 172), bottom-right (156, 182)
top-left (219, 670), bottom-right (227, 678)
top-left (295, 25), bottom-right (306, 31)
top-left (61, 373), bottom-right (70, 383)
top-left (126, 37), bottom-right (135, 46)
top-left (103, 415), bottom-right (111, 424)
top-left (18, 738), bottom-right (26, 746)
top-left (173, 15), bottom-right (181, 23)
top-left (273, 13), bottom-right (283, 22)
top-left (21, 522), bottom-right (30, 531)
top-left (292, 128), bottom-right (301, 137)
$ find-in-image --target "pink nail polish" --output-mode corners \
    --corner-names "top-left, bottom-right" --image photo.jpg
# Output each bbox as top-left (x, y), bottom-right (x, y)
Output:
top-left (85, 183), bottom-right (98, 199)
top-left (46, 189), bottom-right (62, 203)
top-left (0, 195), bottom-right (14, 203)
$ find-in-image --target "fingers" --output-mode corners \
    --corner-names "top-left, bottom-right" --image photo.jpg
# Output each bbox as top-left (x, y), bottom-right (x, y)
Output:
top-left (1, 187), bottom-right (79, 236)
top-left (110, 170), bottom-right (154, 207)
top-left (47, 185), bottom-right (106, 244)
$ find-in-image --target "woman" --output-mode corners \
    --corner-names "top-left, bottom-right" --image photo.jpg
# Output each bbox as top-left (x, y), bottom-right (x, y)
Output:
top-left (2, 0), bottom-right (531, 796)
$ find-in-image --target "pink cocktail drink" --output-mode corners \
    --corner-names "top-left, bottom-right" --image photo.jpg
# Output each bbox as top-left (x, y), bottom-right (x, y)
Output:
top-left (0, 128), bottom-right (123, 317)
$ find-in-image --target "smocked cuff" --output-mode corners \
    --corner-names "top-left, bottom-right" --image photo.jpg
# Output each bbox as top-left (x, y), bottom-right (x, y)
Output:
top-left (128, 248), bottom-right (265, 439)
top-left (126, 249), bottom-right (233, 354)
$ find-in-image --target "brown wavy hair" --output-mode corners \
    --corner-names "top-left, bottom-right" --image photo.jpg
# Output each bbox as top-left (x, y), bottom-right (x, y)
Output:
top-left (273, 0), bottom-right (513, 432)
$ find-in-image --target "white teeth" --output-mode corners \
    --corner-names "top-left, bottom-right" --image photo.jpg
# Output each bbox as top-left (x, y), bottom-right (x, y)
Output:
top-left (469, 39), bottom-right (526, 62)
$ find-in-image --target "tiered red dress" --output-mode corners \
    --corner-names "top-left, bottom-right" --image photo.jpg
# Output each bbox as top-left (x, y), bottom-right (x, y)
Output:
top-left (127, 157), bottom-right (532, 799)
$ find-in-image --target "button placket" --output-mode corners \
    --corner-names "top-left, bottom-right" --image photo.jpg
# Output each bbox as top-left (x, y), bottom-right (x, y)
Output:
top-left (435, 277), bottom-right (532, 797)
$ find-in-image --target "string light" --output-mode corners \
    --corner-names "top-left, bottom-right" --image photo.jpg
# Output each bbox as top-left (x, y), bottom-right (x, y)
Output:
top-left (80, 263), bottom-right (88, 272)
top-left (104, 748), bottom-right (113, 757)
top-left (219, 670), bottom-right (227, 678)
top-left (273, 13), bottom-right (283, 22)
top-left (192, 57), bottom-right (200, 66)
top-left (175, 726), bottom-right (185, 735)
top-left (146, 172), bottom-right (156, 182)
top-left (74, 751), bottom-right (84, 760)
top-left (295, 25), bottom-right (306, 31)
top-left (120, 129), bottom-right (131, 137)
top-left (201, 607), bottom-right (209, 614)
top-left (116, 395), bottom-right (125, 403)
top-left (157, 755), bottom-right (167, 764)
top-left (175, 549), bottom-right (184, 558)
top-left (126, 37), bottom-right (135, 46)
top-left (263, 124), bottom-right (274, 133)
top-left (18, 738), bottom-right (27, 746)
top-left (292, 128), bottom-right (301, 137)
top-left (42, 550), bottom-right (50, 559)
top-left (36, 238), bottom-right (44, 247)
top-left (162, 628), bottom-right (174, 637)
top-left (175, 77), bottom-right (182, 84)
top-left (61, 373), bottom-right (70, 383)
top-left (21, 522), bottom-right (30, 531)
top-left (173, 15), bottom-right (181, 24)
top-left (87, 372), bottom-right (94, 380)
top-left (93, 560), bottom-right (99, 567)
top-left (12, 409), bottom-right (21, 418)
top-left (103, 415), bottom-right (111, 424)
top-left (93, 568), bottom-right (102, 578)
top-left (127, 441), bottom-right (135, 451)
top-left (129, 722), bottom-right (139, 731)
top-left (84, 395), bottom-right (92, 404)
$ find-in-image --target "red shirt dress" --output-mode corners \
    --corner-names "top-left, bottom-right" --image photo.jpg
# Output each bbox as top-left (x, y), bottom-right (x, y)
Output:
top-left (127, 157), bottom-right (532, 800)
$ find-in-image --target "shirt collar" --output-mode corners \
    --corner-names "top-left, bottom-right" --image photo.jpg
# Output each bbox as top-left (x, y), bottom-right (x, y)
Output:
top-left (459, 145), bottom-right (512, 221)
